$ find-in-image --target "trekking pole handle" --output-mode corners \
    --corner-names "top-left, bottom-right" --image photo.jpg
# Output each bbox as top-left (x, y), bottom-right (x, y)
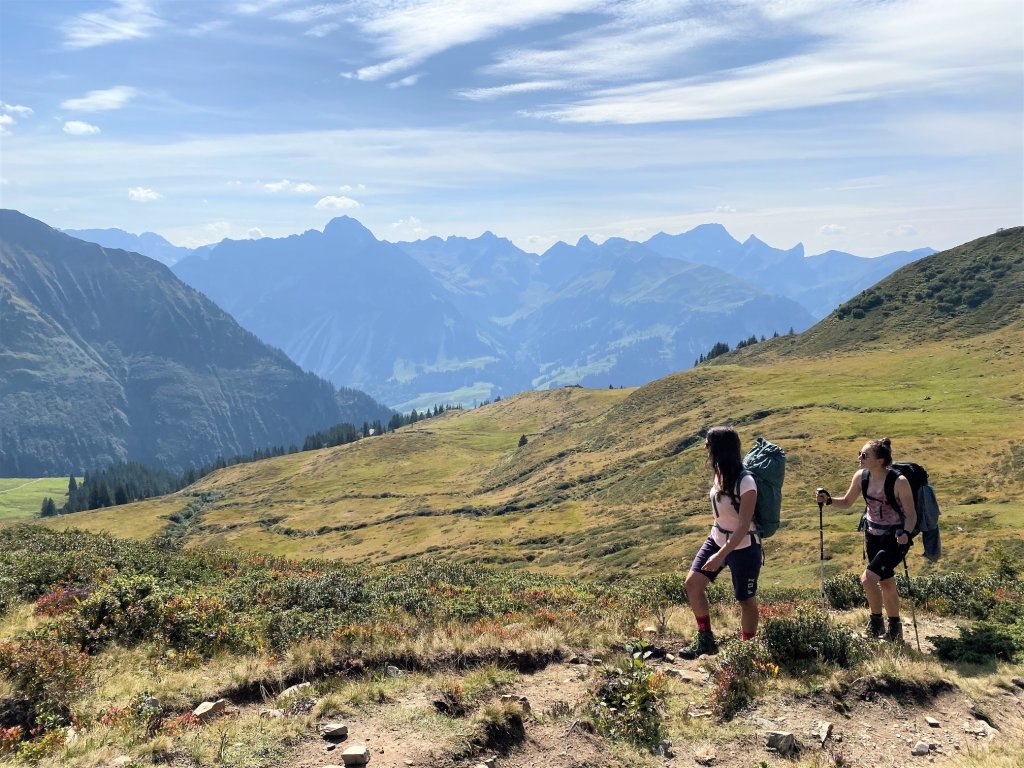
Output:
top-left (816, 488), bottom-right (832, 506)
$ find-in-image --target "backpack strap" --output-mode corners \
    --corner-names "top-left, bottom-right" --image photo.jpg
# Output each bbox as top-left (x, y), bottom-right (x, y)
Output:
top-left (712, 470), bottom-right (756, 544)
top-left (884, 467), bottom-right (906, 527)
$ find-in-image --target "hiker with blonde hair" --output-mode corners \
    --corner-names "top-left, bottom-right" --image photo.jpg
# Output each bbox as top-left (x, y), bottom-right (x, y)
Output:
top-left (816, 438), bottom-right (917, 641)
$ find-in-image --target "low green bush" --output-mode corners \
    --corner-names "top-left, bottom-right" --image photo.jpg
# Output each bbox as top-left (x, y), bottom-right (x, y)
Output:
top-left (760, 609), bottom-right (867, 671)
top-left (931, 620), bottom-right (1024, 665)
top-left (589, 640), bottom-right (665, 751)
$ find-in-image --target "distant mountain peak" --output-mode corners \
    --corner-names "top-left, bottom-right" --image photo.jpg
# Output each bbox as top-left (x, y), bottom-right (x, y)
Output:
top-left (323, 215), bottom-right (376, 244)
top-left (575, 235), bottom-right (596, 248)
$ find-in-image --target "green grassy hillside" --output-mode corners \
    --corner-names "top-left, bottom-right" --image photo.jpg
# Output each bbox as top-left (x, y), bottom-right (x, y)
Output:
top-left (38, 227), bottom-right (1024, 585)
top-left (47, 324), bottom-right (1024, 586)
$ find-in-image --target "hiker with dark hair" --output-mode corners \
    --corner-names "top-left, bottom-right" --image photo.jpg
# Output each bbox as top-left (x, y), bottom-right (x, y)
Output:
top-left (816, 438), bottom-right (918, 641)
top-left (679, 426), bottom-right (762, 659)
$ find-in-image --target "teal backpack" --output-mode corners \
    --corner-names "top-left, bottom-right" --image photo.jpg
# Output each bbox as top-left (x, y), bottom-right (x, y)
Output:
top-left (742, 437), bottom-right (786, 538)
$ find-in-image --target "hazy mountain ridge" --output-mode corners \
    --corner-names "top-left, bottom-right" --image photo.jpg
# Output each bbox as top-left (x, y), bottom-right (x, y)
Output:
top-left (0, 210), bottom-right (392, 475)
top-left (61, 227), bottom-right (193, 267)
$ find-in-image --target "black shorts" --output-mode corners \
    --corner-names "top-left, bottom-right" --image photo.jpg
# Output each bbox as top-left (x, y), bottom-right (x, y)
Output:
top-left (690, 536), bottom-right (762, 601)
top-left (865, 532), bottom-right (911, 581)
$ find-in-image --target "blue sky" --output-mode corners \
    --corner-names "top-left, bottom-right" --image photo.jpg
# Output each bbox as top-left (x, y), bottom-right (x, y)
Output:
top-left (0, 0), bottom-right (1021, 255)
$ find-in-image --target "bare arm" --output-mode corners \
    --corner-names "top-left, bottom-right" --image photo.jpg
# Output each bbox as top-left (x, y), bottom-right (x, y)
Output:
top-left (821, 470), bottom-right (865, 509)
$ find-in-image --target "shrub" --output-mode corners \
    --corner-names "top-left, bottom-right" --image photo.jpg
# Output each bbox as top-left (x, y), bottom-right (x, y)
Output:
top-left (710, 639), bottom-right (777, 720)
top-left (760, 609), bottom-right (867, 671)
top-left (931, 621), bottom-right (1024, 665)
top-left (0, 633), bottom-right (91, 728)
top-left (589, 640), bottom-right (665, 751)
top-left (823, 574), bottom-right (866, 610)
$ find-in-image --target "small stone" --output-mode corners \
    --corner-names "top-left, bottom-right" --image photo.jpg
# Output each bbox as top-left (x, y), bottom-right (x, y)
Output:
top-left (141, 696), bottom-right (161, 710)
top-left (326, 744), bottom-right (336, 751)
top-left (385, 664), bottom-right (403, 677)
top-left (259, 708), bottom-right (285, 719)
top-left (482, 758), bottom-right (497, 768)
top-left (813, 721), bottom-right (834, 745)
top-left (193, 699), bottom-right (227, 721)
top-left (665, 653), bottom-right (676, 663)
top-left (665, 668), bottom-right (702, 683)
top-left (643, 625), bottom-right (659, 634)
top-left (765, 731), bottom-right (798, 756)
top-left (925, 716), bottom-right (940, 728)
top-left (319, 721), bottom-right (349, 739)
top-left (912, 740), bottom-right (930, 756)
top-left (340, 744), bottom-right (371, 765)
top-left (278, 682), bottom-right (312, 700)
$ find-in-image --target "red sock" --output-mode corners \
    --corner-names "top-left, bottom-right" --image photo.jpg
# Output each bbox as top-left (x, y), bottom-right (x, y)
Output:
top-left (741, 631), bottom-right (756, 641)
top-left (695, 615), bottom-right (712, 633)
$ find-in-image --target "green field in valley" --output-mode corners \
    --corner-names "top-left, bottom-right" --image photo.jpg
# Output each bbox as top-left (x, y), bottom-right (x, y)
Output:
top-left (0, 477), bottom-right (72, 520)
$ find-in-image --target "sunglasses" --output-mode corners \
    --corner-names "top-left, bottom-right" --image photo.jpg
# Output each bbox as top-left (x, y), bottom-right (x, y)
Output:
top-left (858, 451), bottom-right (870, 459)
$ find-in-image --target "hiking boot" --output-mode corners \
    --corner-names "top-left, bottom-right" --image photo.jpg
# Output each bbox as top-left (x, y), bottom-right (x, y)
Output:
top-left (886, 617), bottom-right (904, 643)
top-left (678, 630), bottom-right (718, 660)
top-left (866, 613), bottom-right (885, 639)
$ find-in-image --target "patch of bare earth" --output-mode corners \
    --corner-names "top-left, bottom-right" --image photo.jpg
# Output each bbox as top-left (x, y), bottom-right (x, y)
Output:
top-left (275, 620), bottom-right (1022, 768)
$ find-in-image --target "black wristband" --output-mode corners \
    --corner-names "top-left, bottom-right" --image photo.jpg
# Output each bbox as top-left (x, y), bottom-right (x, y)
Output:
top-left (895, 529), bottom-right (908, 538)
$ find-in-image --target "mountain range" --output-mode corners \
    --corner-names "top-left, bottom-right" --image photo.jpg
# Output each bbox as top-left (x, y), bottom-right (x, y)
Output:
top-left (65, 218), bottom-right (933, 411)
top-left (0, 210), bottom-right (392, 476)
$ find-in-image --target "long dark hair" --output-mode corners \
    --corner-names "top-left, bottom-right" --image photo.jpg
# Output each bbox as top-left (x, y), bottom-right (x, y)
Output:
top-left (868, 437), bottom-right (893, 466)
top-left (706, 426), bottom-right (744, 507)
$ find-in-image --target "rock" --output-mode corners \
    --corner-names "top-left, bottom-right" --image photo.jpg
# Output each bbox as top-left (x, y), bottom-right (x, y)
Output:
top-left (278, 682), bottom-right (312, 700)
top-left (259, 708), bottom-right (285, 719)
top-left (643, 625), bottom-right (659, 634)
top-left (340, 744), bottom-right (371, 765)
top-left (141, 696), bottom-right (160, 711)
top-left (499, 694), bottom-right (531, 713)
top-left (193, 699), bottom-right (227, 721)
top-left (669, 667), bottom-right (704, 683)
top-left (665, 653), bottom-right (676, 663)
top-left (963, 719), bottom-right (997, 738)
top-left (765, 731), bottom-right (798, 756)
top-left (319, 721), bottom-right (349, 739)
top-left (482, 758), bottom-right (497, 768)
top-left (925, 716), bottom-right (940, 728)
top-left (1012, 678), bottom-right (1024, 690)
top-left (912, 740), bottom-right (931, 756)
top-left (385, 664), bottom-right (403, 677)
top-left (812, 720), bottom-right (834, 745)
top-left (570, 663), bottom-right (591, 678)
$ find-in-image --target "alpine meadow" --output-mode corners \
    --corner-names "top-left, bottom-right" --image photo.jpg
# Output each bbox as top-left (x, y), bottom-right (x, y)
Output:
top-left (2, 2), bottom-right (1023, 767)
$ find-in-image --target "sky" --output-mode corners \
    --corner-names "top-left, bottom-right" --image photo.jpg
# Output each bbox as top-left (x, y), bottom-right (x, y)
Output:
top-left (0, 0), bottom-right (1021, 255)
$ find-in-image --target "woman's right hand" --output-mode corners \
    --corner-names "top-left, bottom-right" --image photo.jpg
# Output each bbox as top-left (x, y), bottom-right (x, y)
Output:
top-left (816, 488), bottom-right (831, 505)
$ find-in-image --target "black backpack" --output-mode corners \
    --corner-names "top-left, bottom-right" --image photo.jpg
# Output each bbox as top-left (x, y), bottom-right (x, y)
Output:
top-left (860, 461), bottom-right (941, 560)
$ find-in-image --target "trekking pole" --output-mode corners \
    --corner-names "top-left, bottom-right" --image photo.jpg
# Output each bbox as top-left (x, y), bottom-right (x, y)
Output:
top-left (902, 556), bottom-right (922, 652)
top-left (816, 489), bottom-right (829, 608)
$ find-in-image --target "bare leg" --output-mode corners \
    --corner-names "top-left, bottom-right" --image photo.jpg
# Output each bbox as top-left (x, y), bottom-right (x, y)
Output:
top-left (861, 569), bottom-right (884, 614)
top-left (685, 570), bottom-right (711, 619)
top-left (879, 578), bottom-right (901, 617)
top-left (739, 596), bottom-right (759, 636)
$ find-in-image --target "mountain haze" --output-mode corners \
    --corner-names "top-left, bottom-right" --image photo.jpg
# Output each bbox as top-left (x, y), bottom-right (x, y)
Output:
top-left (0, 210), bottom-right (391, 476)
top-left (61, 227), bottom-right (193, 267)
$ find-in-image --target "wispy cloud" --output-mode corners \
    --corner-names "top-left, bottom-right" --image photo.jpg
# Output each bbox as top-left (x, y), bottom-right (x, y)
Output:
top-left (61, 86), bottom-right (139, 112)
top-left (459, 80), bottom-right (569, 101)
top-left (819, 224), bottom-right (847, 236)
top-left (886, 224), bottom-right (919, 238)
top-left (128, 186), bottom-right (162, 202)
top-left (62, 0), bottom-right (163, 49)
top-left (63, 121), bottom-right (102, 135)
top-left (306, 22), bottom-right (339, 38)
top-left (315, 195), bottom-right (361, 209)
top-left (387, 74), bottom-right (422, 89)
top-left (276, 4), bottom-right (346, 24)
top-left (527, 0), bottom-right (1022, 123)
top-left (346, 0), bottom-right (603, 81)
top-left (2, 103), bottom-right (34, 118)
top-left (263, 179), bottom-right (317, 193)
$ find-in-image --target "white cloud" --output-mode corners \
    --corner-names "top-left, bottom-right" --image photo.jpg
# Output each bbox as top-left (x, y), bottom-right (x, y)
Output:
top-left (338, 184), bottom-right (366, 192)
top-left (315, 195), bottom-right (361, 209)
top-left (459, 80), bottom-right (569, 101)
top-left (128, 186), bottom-right (163, 202)
top-left (264, 179), bottom-right (317, 193)
top-left (819, 224), bottom-right (848, 236)
top-left (306, 22), bottom-right (340, 37)
top-left (0, 115), bottom-right (13, 127)
top-left (389, 216), bottom-right (428, 238)
top-left (387, 74), bottom-right (422, 89)
top-left (246, 227), bottom-right (266, 239)
top-left (277, 4), bottom-right (346, 23)
top-left (2, 103), bottom-right (34, 118)
top-left (347, 0), bottom-right (604, 80)
top-left (63, 120), bottom-right (102, 135)
top-left (527, 0), bottom-right (1022, 124)
top-left (61, 86), bottom-right (138, 112)
top-left (62, 0), bottom-right (163, 49)
top-left (234, 0), bottom-right (289, 14)
top-left (886, 224), bottom-right (919, 238)
top-left (714, 204), bottom-right (737, 213)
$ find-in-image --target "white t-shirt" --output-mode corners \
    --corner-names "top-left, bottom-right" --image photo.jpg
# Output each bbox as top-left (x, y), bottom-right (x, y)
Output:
top-left (709, 472), bottom-right (758, 549)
